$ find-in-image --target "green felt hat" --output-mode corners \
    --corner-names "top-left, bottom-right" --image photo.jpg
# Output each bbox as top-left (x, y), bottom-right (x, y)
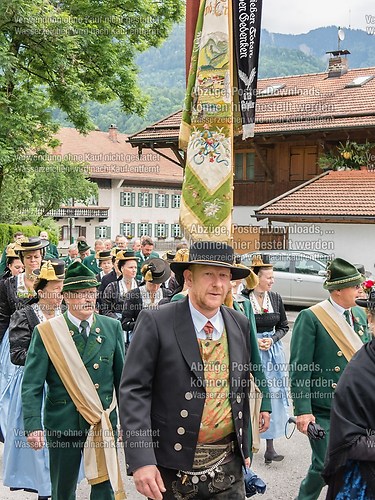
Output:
top-left (323, 258), bottom-right (364, 291)
top-left (62, 261), bottom-right (100, 292)
top-left (77, 240), bottom-right (91, 253)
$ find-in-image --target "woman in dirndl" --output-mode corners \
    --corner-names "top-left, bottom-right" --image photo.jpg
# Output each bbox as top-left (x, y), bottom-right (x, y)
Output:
top-left (247, 255), bottom-right (289, 464)
top-left (0, 237), bottom-right (48, 444)
top-left (3, 259), bottom-right (65, 499)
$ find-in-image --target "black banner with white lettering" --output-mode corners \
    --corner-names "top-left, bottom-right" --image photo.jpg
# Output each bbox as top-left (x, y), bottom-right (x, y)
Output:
top-left (233, 0), bottom-right (263, 139)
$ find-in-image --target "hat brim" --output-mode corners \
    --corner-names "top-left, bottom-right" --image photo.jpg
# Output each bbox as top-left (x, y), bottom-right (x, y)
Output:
top-left (355, 297), bottom-right (371, 308)
top-left (62, 278), bottom-right (100, 292)
top-left (14, 240), bottom-right (50, 252)
top-left (146, 266), bottom-right (171, 284)
top-left (170, 261), bottom-right (250, 281)
top-left (323, 274), bottom-right (364, 290)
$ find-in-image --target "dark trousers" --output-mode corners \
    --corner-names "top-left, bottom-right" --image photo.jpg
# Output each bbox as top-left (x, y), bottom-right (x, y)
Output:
top-left (297, 411), bottom-right (330, 500)
top-left (47, 435), bottom-right (114, 500)
top-left (153, 454), bottom-right (245, 500)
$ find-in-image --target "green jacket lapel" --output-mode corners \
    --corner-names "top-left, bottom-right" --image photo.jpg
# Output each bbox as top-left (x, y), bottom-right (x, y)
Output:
top-left (82, 315), bottom-right (106, 365)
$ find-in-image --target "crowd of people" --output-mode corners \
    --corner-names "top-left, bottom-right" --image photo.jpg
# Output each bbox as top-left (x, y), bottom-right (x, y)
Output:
top-left (0, 231), bottom-right (374, 500)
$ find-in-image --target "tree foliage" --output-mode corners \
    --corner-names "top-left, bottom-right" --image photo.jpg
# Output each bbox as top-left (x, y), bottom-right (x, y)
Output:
top-left (0, 0), bottom-right (184, 222)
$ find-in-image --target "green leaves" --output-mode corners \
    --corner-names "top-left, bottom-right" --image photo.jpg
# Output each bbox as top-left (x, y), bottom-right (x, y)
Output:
top-left (318, 140), bottom-right (375, 171)
top-left (0, 0), bottom-right (183, 223)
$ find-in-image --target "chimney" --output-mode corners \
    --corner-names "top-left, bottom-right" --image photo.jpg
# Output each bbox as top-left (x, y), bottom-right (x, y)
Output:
top-left (326, 49), bottom-right (350, 78)
top-left (108, 124), bottom-right (118, 142)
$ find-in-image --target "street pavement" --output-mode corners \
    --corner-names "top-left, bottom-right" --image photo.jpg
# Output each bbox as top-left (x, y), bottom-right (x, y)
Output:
top-left (0, 308), bottom-right (327, 499)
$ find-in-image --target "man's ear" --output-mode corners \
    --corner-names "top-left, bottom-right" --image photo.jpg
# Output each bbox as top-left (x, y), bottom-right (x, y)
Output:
top-left (183, 268), bottom-right (193, 287)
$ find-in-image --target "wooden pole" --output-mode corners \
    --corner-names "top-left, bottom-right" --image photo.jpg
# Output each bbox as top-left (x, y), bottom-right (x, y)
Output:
top-left (185, 0), bottom-right (201, 83)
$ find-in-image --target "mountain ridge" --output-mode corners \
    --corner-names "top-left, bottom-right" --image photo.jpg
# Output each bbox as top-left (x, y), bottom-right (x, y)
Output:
top-left (52, 24), bottom-right (375, 133)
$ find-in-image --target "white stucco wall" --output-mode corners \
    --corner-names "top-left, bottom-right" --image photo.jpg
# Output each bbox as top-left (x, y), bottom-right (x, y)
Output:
top-left (58, 182), bottom-right (182, 250)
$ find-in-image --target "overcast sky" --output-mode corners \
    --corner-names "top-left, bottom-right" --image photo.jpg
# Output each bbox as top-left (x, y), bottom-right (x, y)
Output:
top-left (262, 0), bottom-right (375, 34)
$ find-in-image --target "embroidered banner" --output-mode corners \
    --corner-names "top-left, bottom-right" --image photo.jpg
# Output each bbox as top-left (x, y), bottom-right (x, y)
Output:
top-left (233, 0), bottom-right (263, 139)
top-left (179, 0), bottom-right (234, 243)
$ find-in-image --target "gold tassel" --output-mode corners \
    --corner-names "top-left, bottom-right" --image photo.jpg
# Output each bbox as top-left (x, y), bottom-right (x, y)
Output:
top-left (224, 290), bottom-right (233, 308)
top-left (141, 264), bottom-right (153, 282)
top-left (38, 261), bottom-right (58, 281)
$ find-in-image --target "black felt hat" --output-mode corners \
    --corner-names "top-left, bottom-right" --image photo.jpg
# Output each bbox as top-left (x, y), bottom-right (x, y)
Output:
top-left (170, 241), bottom-right (250, 280)
top-left (33, 259), bottom-right (66, 280)
top-left (141, 258), bottom-right (171, 284)
top-left (14, 236), bottom-right (49, 252)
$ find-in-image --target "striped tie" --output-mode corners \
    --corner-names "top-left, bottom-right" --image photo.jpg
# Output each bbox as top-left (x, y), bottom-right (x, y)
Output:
top-left (203, 321), bottom-right (214, 340)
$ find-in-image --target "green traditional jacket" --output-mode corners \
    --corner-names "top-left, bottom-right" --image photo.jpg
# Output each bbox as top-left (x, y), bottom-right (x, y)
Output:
top-left (82, 254), bottom-right (101, 274)
top-left (135, 250), bottom-right (160, 281)
top-left (0, 247), bottom-right (7, 275)
top-left (22, 312), bottom-right (125, 435)
top-left (44, 243), bottom-right (59, 259)
top-left (290, 304), bottom-right (369, 416)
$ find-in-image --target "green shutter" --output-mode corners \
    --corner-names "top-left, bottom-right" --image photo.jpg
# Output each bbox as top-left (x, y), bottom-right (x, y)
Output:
top-left (131, 193), bottom-right (135, 207)
top-left (165, 195), bottom-right (169, 208)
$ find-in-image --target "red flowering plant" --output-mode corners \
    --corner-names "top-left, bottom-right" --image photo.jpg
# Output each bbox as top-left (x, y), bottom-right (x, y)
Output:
top-left (362, 280), bottom-right (375, 295)
top-left (262, 308), bottom-right (269, 314)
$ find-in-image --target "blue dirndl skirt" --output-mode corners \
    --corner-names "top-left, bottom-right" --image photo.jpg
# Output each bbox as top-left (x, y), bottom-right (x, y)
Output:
top-left (0, 328), bottom-right (51, 495)
top-left (256, 331), bottom-right (289, 439)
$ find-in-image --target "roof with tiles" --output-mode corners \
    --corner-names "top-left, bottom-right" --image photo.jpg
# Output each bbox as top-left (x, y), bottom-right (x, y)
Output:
top-left (255, 169), bottom-right (375, 221)
top-left (53, 127), bottom-right (183, 185)
top-left (129, 66), bottom-right (375, 142)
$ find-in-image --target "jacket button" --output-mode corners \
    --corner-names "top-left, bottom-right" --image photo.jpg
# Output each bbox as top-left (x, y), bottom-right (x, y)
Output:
top-left (332, 383), bottom-right (337, 389)
top-left (334, 366), bottom-right (340, 372)
top-left (180, 410), bottom-right (188, 418)
top-left (238, 411), bottom-right (243, 419)
top-left (337, 351), bottom-right (343, 357)
top-left (93, 363), bottom-right (99, 370)
top-left (236, 394), bottom-right (241, 403)
top-left (185, 392), bottom-right (193, 400)
top-left (239, 428), bottom-right (243, 436)
top-left (69, 330), bottom-right (74, 336)
top-left (94, 383), bottom-right (100, 389)
top-left (177, 427), bottom-right (185, 435)
top-left (174, 443), bottom-right (182, 451)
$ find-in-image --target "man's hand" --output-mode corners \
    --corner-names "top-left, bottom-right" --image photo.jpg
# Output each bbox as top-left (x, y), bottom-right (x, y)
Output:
top-left (133, 465), bottom-right (166, 500)
top-left (27, 430), bottom-right (45, 450)
top-left (259, 411), bottom-right (270, 433)
top-left (296, 414), bottom-right (315, 435)
top-left (244, 456), bottom-right (251, 469)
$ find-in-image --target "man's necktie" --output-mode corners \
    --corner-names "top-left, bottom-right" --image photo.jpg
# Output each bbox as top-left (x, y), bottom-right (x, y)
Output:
top-left (344, 310), bottom-right (352, 326)
top-left (203, 321), bottom-right (214, 340)
top-left (79, 320), bottom-right (90, 343)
